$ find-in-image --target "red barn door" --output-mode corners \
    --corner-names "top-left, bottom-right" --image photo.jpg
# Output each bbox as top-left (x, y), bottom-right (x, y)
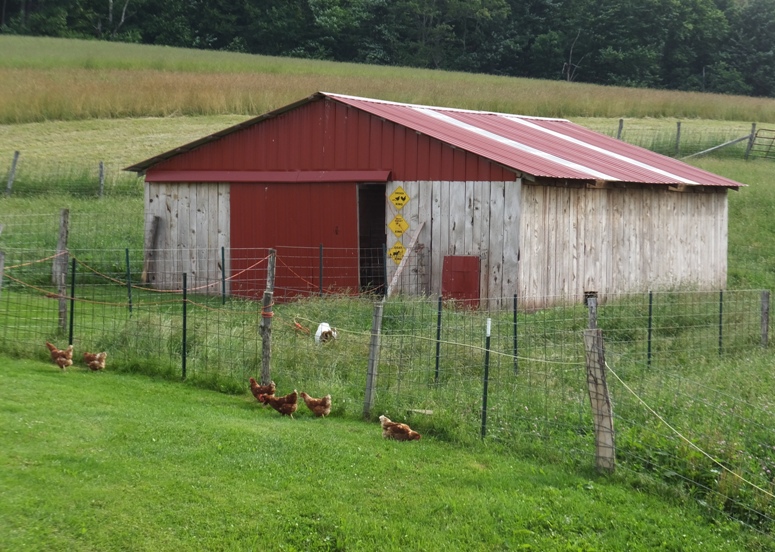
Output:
top-left (230, 182), bottom-right (359, 298)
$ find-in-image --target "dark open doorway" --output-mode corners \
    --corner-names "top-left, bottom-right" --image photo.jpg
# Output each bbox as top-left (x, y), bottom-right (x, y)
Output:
top-left (358, 184), bottom-right (386, 294)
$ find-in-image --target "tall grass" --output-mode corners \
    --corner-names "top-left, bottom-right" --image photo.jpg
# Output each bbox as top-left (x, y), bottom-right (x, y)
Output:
top-left (2, 35), bottom-right (775, 124)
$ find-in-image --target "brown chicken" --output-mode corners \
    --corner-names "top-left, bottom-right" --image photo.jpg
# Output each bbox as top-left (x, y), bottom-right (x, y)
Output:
top-left (379, 415), bottom-right (422, 441)
top-left (249, 377), bottom-right (276, 402)
top-left (46, 342), bottom-right (73, 369)
top-left (259, 390), bottom-right (299, 418)
top-left (55, 356), bottom-right (73, 370)
top-left (83, 351), bottom-right (107, 371)
top-left (300, 392), bottom-right (332, 417)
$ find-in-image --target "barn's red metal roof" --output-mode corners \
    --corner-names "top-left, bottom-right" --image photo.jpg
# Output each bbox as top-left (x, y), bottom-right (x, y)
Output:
top-left (323, 93), bottom-right (743, 188)
top-left (126, 92), bottom-right (744, 188)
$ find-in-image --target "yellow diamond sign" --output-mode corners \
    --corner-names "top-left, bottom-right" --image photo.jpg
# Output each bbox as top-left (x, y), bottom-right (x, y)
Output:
top-left (389, 186), bottom-right (410, 210)
top-left (388, 215), bottom-right (410, 237)
top-left (388, 241), bottom-right (406, 265)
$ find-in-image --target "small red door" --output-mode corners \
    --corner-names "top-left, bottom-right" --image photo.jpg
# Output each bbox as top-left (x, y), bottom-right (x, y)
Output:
top-left (442, 256), bottom-right (480, 308)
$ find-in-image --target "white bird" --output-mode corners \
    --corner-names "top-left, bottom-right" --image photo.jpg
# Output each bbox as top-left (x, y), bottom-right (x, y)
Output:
top-left (315, 322), bottom-right (338, 344)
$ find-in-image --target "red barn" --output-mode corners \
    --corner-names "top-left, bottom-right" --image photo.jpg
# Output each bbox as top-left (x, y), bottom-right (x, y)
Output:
top-left (126, 92), bottom-right (744, 307)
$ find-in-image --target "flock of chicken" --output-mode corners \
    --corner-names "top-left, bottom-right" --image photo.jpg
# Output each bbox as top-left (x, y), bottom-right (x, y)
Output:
top-left (46, 342), bottom-right (107, 371)
top-left (248, 377), bottom-right (421, 441)
top-left (46, 340), bottom-right (421, 441)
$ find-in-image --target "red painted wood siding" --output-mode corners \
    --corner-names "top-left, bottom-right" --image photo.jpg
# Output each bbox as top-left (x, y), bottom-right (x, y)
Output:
top-left (229, 182), bottom-right (359, 298)
top-left (149, 98), bottom-right (516, 182)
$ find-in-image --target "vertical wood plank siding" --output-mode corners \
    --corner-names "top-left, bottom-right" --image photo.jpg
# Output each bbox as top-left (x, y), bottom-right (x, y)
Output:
top-left (144, 182), bottom-right (230, 292)
top-left (386, 180), bottom-right (521, 307)
top-left (518, 185), bottom-right (728, 309)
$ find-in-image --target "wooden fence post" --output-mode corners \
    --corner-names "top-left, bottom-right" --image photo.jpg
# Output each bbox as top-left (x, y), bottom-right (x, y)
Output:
top-left (0, 251), bottom-right (5, 304)
top-left (675, 121), bottom-right (682, 156)
top-left (53, 208), bottom-right (70, 284)
top-left (53, 209), bottom-right (70, 322)
top-left (616, 118), bottom-right (624, 140)
top-left (585, 291), bottom-right (598, 329)
top-left (745, 123), bottom-right (757, 160)
top-left (762, 290), bottom-right (770, 348)
top-left (141, 215), bottom-right (161, 284)
top-left (583, 328), bottom-right (616, 473)
top-left (5, 150), bottom-right (19, 196)
top-left (98, 161), bottom-right (105, 197)
top-left (260, 249), bottom-right (276, 386)
top-left (363, 298), bottom-right (385, 418)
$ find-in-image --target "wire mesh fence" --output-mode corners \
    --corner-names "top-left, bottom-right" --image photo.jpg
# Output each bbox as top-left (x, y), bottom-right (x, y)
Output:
top-left (2, 240), bottom-right (775, 533)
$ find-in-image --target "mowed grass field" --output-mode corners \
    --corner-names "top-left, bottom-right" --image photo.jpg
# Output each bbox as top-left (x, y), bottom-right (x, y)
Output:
top-left (2, 36), bottom-right (775, 551)
top-left (1, 356), bottom-right (768, 552)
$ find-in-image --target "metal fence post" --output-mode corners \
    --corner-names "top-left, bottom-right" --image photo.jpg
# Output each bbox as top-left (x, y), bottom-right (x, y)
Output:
top-left (221, 246), bottom-right (226, 305)
top-left (68, 257), bottom-right (76, 345)
top-left (481, 318), bottom-right (492, 439)
top-left (719, 290), bottom-right (724, 356)
top-left (513, 294), bottom-right (519, 375)
top-left (761, 290), bottom-right (770, 348)
top-left (125, 248), bottom-right (133, 314)
top-left (647, 290), bottom-right (653, 368)
top-left (434, 295), bottom-right (442, 383)
top-left (363, 299), bottom-right (385, 418)
top-left (182, 273), bottom-right (187, 380)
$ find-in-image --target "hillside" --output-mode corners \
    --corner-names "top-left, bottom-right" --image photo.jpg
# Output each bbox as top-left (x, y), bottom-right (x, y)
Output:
top-left (2, 35), bottom-right (775, 125)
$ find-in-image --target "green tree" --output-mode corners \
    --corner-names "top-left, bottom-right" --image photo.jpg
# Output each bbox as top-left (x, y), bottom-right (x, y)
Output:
top-left (723, 0), bottom-right (775, 97)
top-left (659, 0), bottom-right (728, 92)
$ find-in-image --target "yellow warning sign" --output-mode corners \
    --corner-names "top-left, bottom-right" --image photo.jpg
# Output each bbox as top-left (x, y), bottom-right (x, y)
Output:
top-left (388, 241), bottom-right (406, 265)
top-left (388, 215), bottom-right (410, 237)
top-left (389, 186), bottom-right (410, 210)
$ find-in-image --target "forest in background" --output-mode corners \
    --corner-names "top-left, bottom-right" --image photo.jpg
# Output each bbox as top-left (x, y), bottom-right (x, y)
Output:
top-left (2, 0), bottom-right (775, 99)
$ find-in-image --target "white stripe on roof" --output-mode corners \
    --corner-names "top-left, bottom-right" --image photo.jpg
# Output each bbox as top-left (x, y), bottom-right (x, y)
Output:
top-left (324, 92), bottom-right (569, 121)
top-left (501, 115), bottom-right (699, 185)
top-left (413, 107), bottom-right (619, 181)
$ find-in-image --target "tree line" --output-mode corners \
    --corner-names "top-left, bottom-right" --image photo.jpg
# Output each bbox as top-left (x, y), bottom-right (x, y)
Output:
top-left (3, 0), bottom-right (775, 98)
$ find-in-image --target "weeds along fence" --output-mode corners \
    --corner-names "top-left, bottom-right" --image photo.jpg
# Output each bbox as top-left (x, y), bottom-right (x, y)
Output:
top-left (2, 241), bottom-right (775, 531)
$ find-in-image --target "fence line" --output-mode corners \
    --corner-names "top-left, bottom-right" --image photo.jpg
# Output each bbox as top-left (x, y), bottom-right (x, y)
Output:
top-left (1, 246), bottom-right (775, 532)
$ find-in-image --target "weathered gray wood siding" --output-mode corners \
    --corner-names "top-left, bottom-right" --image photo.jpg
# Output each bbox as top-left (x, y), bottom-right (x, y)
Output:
top-left (519, 184), bottom-right (728, 307)
top-left (144, 182), bottom-right (230, 293)
top-left (385, 180), bottom-right (522, 306)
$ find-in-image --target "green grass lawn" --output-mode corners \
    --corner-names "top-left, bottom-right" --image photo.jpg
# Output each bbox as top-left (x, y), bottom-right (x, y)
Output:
top-left (1, 355), bottom-right (770, 551)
